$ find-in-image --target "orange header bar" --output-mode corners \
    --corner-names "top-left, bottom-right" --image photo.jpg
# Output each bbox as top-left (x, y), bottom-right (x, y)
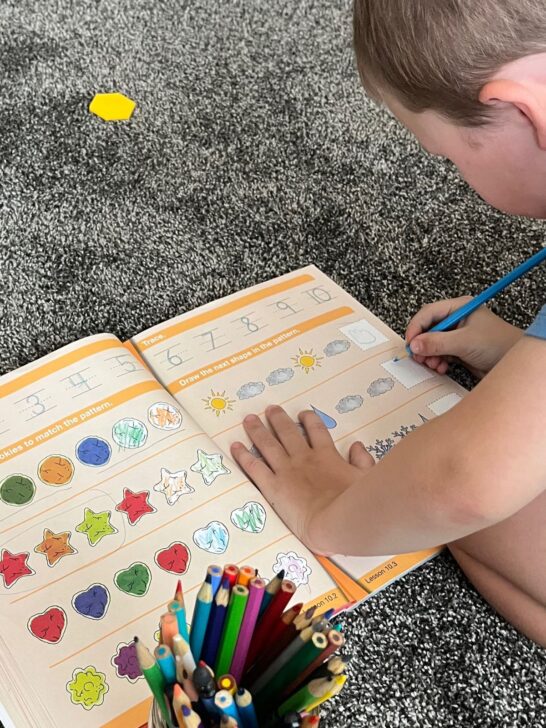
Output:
top-left (135, 273), bottom-right (315, 352)
top-left (0, 380), bottom-right (162, 463)
top-left (0, 338), bottom-right (121, 399)
top-left (100, 697), bottom-right (151, 728)
top-left (358, 548), bottom-right (441, 591)
top-left (167, 306), bottom-right (354, 394)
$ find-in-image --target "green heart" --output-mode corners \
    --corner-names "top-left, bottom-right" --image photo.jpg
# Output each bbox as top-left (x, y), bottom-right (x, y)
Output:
top-left (114, 562), bottom-right (151, 597)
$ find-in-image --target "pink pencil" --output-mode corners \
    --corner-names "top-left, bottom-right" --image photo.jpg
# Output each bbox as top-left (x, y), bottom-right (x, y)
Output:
top-left (229, 577), bottom-right (265, 682)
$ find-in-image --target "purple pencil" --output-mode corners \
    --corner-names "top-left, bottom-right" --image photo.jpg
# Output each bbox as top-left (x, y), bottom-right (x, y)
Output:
top-left (229, 577), bottom-right (266, 682)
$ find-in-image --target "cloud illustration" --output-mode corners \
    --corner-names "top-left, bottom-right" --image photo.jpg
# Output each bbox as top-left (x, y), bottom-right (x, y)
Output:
top-left (323, 340), bottom-right (351, 357)
top-left (266, 368), bottom-right (294, 386)
top-left (367, 378), bottom-right (395, 397)
top-left (335, 395), bottom-right (364, 414)
top-left (236, 381), bottom-right (265, 400)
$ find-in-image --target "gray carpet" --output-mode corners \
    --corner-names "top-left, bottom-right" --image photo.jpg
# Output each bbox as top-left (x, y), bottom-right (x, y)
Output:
top-left (1, 0), bottom-right (545, 725)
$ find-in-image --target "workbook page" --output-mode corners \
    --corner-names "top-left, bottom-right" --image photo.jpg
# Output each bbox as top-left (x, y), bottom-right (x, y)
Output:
top-left (0, 333), bottom-right (342, 728)
top-left (133, 265), bottom-right (467, 603)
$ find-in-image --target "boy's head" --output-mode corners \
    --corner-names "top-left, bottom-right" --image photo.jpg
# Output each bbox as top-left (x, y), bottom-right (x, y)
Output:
top-left (354, 0), bottom-right (546, 217)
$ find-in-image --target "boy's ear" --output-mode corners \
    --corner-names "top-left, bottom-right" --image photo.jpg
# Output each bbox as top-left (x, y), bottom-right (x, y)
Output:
top-left (479, 79), bottom-right (546, 150)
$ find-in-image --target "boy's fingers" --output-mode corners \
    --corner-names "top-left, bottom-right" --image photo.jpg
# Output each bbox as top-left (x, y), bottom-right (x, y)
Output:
top-left (410, 329), bottom-right (467, 358)
top-left (348, 441), bottom-right (374, 470)
top-left (298, 410), bottom-right (336, 451)
top-left (242, 414), bottom-right (287, 470)
top-left (405, 296), bottom-right (473, 342)
top-left (266, 405), bottom-right (308, 455)
top-left (230, 441), bottom-right (276, 495)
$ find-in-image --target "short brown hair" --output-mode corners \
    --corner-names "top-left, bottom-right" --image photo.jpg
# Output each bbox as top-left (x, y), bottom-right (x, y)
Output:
top-left (353, 0), bottom-right (546, 125)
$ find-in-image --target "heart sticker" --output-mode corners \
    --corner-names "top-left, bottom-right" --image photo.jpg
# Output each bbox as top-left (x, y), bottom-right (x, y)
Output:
top-left (114, 562), bottom-right (151, 597)
top-left (72, 583), bottom-right (111, 620)
top-left (154, 542), bottom-right (191, 574)
top-left (28, 605), bottom-right (67, 643)
top-left (230, 501), bottom-right (266, 534)
top-left (193, 521), bottom-right (229, 554)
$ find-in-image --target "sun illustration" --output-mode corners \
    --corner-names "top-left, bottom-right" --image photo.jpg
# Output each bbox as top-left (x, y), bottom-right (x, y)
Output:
top-left (292, 348), bottom-right (323, 374)
top-left (203, 390), bottom-right (235, 417)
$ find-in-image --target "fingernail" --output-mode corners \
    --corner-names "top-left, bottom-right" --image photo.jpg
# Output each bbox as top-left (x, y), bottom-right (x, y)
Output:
top-left (410, 340), bottom-right (422, 354)
top-left (244, 414), bottom-right (258, 424)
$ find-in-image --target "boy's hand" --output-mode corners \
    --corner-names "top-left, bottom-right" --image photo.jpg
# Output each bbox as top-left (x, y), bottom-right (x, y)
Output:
top-left (406, 297), bottom-right (523, 378)
top-left (230, 405), bottom-right (374, 553)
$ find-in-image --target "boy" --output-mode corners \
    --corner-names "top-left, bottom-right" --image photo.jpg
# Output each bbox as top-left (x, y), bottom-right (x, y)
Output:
top-left (230, 0), bottom-right (546, 646)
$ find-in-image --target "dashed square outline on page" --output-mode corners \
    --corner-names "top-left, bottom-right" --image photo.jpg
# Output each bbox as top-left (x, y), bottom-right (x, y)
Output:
top-left (381, 357), bottom-right (436, 389)
top-left (340, 319), bottom-right (389, 352)
top-left (428, 392), bottom-right (463, 415)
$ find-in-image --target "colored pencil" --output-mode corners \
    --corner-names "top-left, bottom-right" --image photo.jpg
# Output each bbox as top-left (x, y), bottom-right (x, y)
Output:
top-left (243, 602), bottom-right (302, 684)
top-left (172, 683), bottom-right (191, 723)
top-left (254, 632), bottom-right (328, 709)
top-left (237, 565), bottom-right (256, 586)
top-left (182, 703), bottom-right (204, 728)
top-left (215, 584), bottom-right (249, 676)
top-left (155, 644), bottom-right (177, 684)
top-left (263, 602), bottom-right (302, 651)
top-left (220, 716), bottom-right (239, 728)
top-left (249, 624), bottom-right (316, 694)
top-left (293, 606), bottom-right (317, 631)
top-left (182, 667), bottom-right (199, 704)
top-left (217, 674), bottom-right (237, 695)
top-left (134, 637), bottom-right (170, 723)
top-left (175, 578), bottom-right (184, 605)
top-left (190, 573), bottom-right (214, 661)
top-left (160, 612), bottom-right (179, 650)
top-left (223, 563), bottom-right (239, 587)
top-left (301, 717), bottom-right (320, 727)
top-left (234, 688), bottom-right (259, 728)
top-left (192, 662), bottom-right (217, 717)
top-left (214, 689), bottom-right (241, 722)
top-left (305, 674), bottom-right (346, 711)
top-left (308, 653), bottom-right (349, 681)
top-left (172, 633), bottom-right (197, 676)
top-left (169, 599), bottom-right (191, 644)
top-left (245, 579), bottom-right (296, 668)
top-left (201, 578), bottom-right (230, 672)
top-left (259, 569), bottom-right (284, 616)
top-left (278, 676), bottom-right (333, 716)
top-left (208, 564), bottom-right (223, 597)
top-left (280, 629), bottom-right (343, 698)
top-left (231, 577), bottom-right (266, 681)
top-left (395, 246), bottom-right (546, 361)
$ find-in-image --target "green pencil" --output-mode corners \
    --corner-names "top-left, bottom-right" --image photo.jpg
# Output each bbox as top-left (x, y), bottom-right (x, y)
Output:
top-left (215, 584), bottom-right (249, 676)
top-left (278, 676), bottom-right (334, 716)
top-left (254, 631), bottom-right (328, 710)
top-left (134, 636), bottom-right (170, 723)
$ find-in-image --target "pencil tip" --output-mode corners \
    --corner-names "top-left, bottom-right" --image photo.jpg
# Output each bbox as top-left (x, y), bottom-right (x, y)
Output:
top-left (277, 569), bottom-right (285, 578)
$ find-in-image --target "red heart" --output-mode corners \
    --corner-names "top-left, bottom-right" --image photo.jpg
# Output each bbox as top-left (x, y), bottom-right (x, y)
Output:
top-left (28, 606), bottom-right (67, 644)
top-left (154, 542), bottom-right (191, 574)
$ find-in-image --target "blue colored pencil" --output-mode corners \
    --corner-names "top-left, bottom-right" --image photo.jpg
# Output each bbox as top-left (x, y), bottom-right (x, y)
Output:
top-left (400, 246), bottom-right (546, 359)
top-left (234, 688), bottom-right (259, 728)
top-left (208, 564), bottom-right (223, 597)
top-left (214, 689), bottom-right (241, 722)
top-left (201, 578), bottom-right (230, 668)
top-left (154, 644), bottom-right (177, 684)
top-left (190, 573), bottom-right (214, 661)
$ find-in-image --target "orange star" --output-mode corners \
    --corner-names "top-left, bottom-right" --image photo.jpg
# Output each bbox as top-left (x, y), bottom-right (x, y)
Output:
top-left (34, 529), bottom-right (78, 567)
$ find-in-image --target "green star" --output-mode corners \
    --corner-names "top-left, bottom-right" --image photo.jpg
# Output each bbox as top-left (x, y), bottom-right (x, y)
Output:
top-left (75, 508), bottom-right (118, 547)
top-left (190, 449), bottom-right (231, 486)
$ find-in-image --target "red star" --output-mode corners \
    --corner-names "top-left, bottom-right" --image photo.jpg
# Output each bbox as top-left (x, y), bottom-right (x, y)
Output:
top-left (0, 549), bottom-right (35, 589)
top-left (115, 488), bottom-right (156, 526)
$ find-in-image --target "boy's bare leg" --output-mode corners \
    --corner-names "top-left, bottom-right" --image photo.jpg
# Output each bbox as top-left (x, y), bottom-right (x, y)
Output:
top-left (449, 491), bottom-right (546, 648)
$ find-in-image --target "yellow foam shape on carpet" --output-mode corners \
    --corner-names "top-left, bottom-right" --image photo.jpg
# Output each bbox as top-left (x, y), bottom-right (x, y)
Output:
top-left (89, 92), bottom-right (136, 121)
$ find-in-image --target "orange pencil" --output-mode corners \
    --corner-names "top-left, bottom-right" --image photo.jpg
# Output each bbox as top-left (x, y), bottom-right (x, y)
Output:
top-left (236, 565), bottom-right (255, 587)
top-left (160, 612), bottom-right (179, 650)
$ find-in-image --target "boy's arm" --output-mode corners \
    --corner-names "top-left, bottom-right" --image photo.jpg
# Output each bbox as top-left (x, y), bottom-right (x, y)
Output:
top-left (232, 335), bottom-right (546, 556)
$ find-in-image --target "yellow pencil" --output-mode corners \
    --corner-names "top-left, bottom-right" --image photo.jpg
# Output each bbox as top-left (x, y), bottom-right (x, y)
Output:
top-left (305, 674), bottom-right (347, 711)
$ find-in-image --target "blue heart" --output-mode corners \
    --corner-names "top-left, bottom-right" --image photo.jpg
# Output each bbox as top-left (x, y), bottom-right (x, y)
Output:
top-left (72, 583), bottom-right (110, 619)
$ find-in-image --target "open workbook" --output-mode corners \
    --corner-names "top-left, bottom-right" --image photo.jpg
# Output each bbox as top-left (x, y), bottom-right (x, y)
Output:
top-left (0, 266), bottom-right (466, 728)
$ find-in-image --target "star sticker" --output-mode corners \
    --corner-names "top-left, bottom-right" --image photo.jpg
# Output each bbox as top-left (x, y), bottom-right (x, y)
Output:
top-left (115, 488), bottom-right (156, 526)
top-left (190, 449), bottom-right (231, 486)
top-left (34, 529), bottom-right (77, 567)
top-left (0, 549), bottom-right (35, 589)
top-left (75, 508), bottom-right (118, 546)
top-left (153, 468), bottom-right (194, 505)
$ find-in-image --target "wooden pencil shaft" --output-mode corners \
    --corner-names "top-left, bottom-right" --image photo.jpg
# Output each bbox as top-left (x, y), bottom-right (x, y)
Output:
top-left (278, 677), bottom-right (333, 716)
top-left (215, 584), bottom-right (249, 675)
